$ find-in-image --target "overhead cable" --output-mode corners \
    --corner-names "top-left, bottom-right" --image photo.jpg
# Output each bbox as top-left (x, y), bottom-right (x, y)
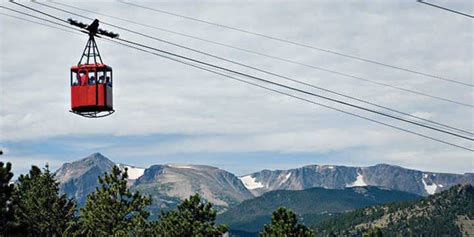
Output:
top-left (38, 1), bottom-right (474, 109)
top-left (417, 0), bottom-right (474, 18)
top-left (119, 1), bottom-right (473, 87)
top-left (2, 3), bottom-right (473, 152)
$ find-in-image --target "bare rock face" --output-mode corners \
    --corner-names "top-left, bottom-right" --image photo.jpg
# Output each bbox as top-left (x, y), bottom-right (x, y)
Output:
top-left (133, 164), bottom-right (254, 211)
top-left (241, 164), bottom-right (474, 197)
top-left (56, 154), bottom-right (253, 212)
top-left (55, 153), bottom-right (115, 206)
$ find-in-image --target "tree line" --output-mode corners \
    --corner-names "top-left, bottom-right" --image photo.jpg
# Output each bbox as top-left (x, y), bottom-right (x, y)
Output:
top-left (0, 162), bottom-right (318, 237)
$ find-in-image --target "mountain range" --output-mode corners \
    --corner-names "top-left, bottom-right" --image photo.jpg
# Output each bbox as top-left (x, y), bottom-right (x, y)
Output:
top-left (55, 153), bottom-right (474, 211)
top-left (241, 164), bottom-right (474, 197)
top-left (55, 153), bottom-right (251, 210)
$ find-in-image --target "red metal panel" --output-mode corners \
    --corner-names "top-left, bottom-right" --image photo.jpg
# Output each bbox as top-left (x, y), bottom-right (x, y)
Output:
top-left (71, 86), bottom-right (82, 108)
top-left (70, 64), bottom-right (114, 112)
top-left (86, 85), bottom-right (94, 105)
top-left (72, 86), bottom-right (96, 108)
top-left (71, 87), bottom-right (75, 109)
top-left (97, 84), bottom-right (105, 106)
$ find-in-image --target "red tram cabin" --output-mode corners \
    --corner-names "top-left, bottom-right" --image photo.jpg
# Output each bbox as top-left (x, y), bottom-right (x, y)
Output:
top-left (70, 64), bottom-right (113, 116)
top-left (68, 19), bottom-right (118, 118)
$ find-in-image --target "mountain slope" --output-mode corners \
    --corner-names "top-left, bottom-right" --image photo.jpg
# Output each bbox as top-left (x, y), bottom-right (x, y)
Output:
top-left (56, 153), bottom-right (473, 221)
top-left (241, 164), bottom-right (474, 196)
top-left (218, 186), bottom-right (421, 234)
top-left (132, 164), bottom-right (254, 213)
top-left (55, 153), bottom-right (115, 206)
top-left (56, 154), bottom-right (253, 212)
top-left (315, 184), bottom-right (474, 236)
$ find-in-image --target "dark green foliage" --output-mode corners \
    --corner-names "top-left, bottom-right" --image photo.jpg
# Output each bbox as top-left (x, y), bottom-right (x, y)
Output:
top-left (260, 207), bottom-right (313, 237)
top-left (0, 162), bottom-right (14, 235)
top-left (363, 227), bottom-right (383, 237)
top-left (315, 184), bottom-right (474, 237)
top-left (314, 204), bottom-right (394, 235)
top-left (3, 159), bottom-right (472, 237)
top-left (152, 193), bottom-right (228, 237)
top-left (69, 166), bottom-right (152, 236)
top-left (219, 186), bottom-right (420, 233)
top-left (11, 165), bottom-right (76, 236)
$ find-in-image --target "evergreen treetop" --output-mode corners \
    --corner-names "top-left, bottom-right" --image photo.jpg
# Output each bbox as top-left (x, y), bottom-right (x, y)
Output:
top-left (153, 193), bottom-right (228, 237)
top-left (70, 166), bottom-right (152, 236)
top-left (0, 162), bottom-right (14, 235)
top-left (11, 165), bottom-right (76, 236)
top-left (260, 207), bottom-right (314, 237)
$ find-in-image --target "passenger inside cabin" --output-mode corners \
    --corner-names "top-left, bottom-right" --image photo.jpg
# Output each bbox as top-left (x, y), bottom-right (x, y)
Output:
top-left (98, 75), bottom-right (105, 84)
top-left (106, 76), bottom-right (111, 86)
top-left (72, 75), bottom-right (78, 86)
top-left (97, 71), bottom-right (105, 84)
top-left (79, 72), bottom-right (87, 85)
top-left (89, 75), bottom-right (95, 85)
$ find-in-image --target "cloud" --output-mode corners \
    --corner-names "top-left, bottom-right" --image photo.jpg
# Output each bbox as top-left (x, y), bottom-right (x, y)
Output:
top-left (106, 128), bottom-right (392, 157)
top-left (2, 154), bottom-right (65, 178)
top-left (0, 1), bottom-right (472, 174)
top-left (380, 149), bottom-right (474, 174)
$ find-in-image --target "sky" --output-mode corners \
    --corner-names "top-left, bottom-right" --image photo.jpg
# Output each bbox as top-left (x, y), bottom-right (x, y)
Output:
top-left (1, 0), bottom-right (473, 177)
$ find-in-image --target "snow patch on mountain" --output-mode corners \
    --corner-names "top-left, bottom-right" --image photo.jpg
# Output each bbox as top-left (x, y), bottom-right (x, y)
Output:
top-left (117, 164), bottom-right (145, 180)
top-left (240, 175), bottom-right (264, 190)
top-left (167, 164), bottom-right (195, 169)
top-left (279, 172), bottom-right (292, 185)
top-left (347, 172), bottom-right (367, 187)
top-left (422, 175), bottom-right (437, 195)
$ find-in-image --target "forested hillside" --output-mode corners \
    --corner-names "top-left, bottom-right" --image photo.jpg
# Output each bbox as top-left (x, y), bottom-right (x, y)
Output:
top-left (218, 186), bottom-right (420, 235)
top-left (315, 184), bottom-right (474, 237)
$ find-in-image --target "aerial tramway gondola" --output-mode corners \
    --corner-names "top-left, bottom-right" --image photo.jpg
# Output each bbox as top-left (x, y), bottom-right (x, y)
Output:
top-left (69, 19), bottom-right (117, 118)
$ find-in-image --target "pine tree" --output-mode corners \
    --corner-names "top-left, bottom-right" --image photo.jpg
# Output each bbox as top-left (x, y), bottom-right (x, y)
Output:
top-left (0, 162), bottom-right (14, 235)
top-left (70, 166), bottom-right (152, 236)
top-left (152, 193), bottom-right (228, 237)
top-left (11, 165), bottom-right (76, 236)
top-left (260, 207), bottom-right (314, 237)
top-left (363, 227), bottom-right (383, 237)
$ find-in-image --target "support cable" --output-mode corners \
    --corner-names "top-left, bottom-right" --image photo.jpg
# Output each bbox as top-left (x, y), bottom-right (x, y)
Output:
top-left (30, 1), bottom-right (474, 135)
top-left (119, 1), bottom-right (473, 87)
top-left (417, 0), bottom-right (474, 18)
top-left (106, 39), bottom-right (474, 152)
top-left (36, 1), bottom-right (474, 109)
top-left (2, 5), bottom-right (473, 152)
